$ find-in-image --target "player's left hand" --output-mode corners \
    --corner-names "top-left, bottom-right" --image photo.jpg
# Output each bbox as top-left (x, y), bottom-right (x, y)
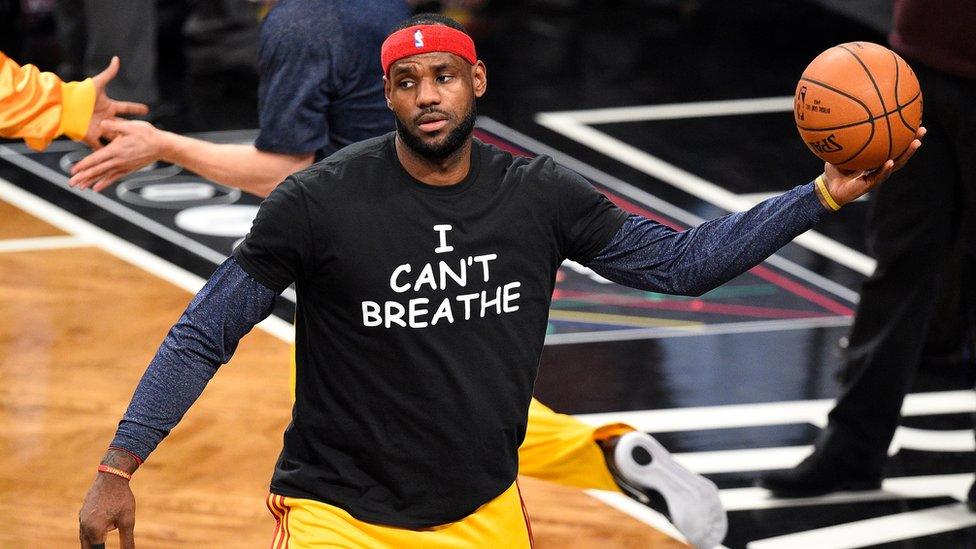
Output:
top-left (820, 126), bottom-right (925, 208)
top-left (70, 118), bottom-right (161, 192)
top-left (83, 57), bottom-right (150, 151)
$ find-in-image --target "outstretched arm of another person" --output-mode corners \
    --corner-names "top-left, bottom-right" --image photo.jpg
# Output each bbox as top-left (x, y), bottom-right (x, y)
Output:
top-left (67, 121), bottom-right (314, 196)
top-left (78, 257), bottom-right (279, 548)
top-left (0, 53), bottom-right (147, 151)
top-left (585, 129), bottom-right (924, 295)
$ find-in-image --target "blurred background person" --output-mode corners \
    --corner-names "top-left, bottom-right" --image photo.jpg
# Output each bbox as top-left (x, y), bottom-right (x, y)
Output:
top-left (758, 0), bottom-right (976, 501)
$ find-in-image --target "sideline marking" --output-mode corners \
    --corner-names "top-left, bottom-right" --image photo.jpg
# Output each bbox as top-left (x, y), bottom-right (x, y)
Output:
top-left (0, 176), bottom-right (295, 343)
top-left (0, 144), bottom-right (299, 305)
top-left (0, 235), bottom-right (89, 253)
top-left (746, 503), bottom-right (976, 549)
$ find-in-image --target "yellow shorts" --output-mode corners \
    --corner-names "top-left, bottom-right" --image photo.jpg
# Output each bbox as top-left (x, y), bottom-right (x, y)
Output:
top-left (266, 481), bottom-right (533, 548)
top-left (290, 349), bottom-right (629, 494)
top-left (519, 399), bottom-right (632, 492)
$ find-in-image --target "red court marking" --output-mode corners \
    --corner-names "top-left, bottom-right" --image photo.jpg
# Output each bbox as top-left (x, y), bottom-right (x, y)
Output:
top-left (554, 289), bottom-right (832, 319)
top-left (747, 265), bottom-right (854, 316)
top-left (476, 128), bottom-right (855, 317)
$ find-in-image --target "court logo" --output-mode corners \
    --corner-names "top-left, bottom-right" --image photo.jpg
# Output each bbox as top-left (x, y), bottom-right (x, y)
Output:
top-left (414, 30), bottom-right (424, 48)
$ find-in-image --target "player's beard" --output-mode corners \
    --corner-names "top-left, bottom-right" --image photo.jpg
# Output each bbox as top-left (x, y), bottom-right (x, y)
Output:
top-left (395, 102), bottom-right (477, 162)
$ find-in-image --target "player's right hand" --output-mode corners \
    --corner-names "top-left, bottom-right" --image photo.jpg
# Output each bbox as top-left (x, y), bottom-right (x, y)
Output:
top-left (79, 473), bottom-right (136, 549)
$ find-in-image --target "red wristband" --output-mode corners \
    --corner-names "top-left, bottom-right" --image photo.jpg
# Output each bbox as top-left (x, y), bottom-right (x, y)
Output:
top-left (97, 464), bottom-right (132, 481)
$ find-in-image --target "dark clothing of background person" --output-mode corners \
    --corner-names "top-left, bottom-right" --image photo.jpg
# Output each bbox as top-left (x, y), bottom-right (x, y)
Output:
top-left (255, 0), bottom-right (411, 159)
top-left (761, 0), bottom-right (976, 491)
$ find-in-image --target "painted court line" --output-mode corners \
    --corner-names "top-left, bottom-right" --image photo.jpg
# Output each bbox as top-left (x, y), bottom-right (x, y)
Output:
top-left (573, 390), bottom-right (975, 433)
top-left (0, 235), bottom-right (89, 253)
top-left (722, 473), bottom-right (973, 512)
top-left (550, 96), bottom-right (796, 125)
top-left (0, 145), bottom-right (230, 265)
top-left (0, 144), bottom-right (299, 305)
top-left (545, 316), bottom-right (852, 345)
top-left (677, 446), bottom-right (813, 474)
top-left (0, 176), bottom-right (295, 343)
top-left (532, 101), bottom-right (878, 276)
top-left (548, 310), bottom-right (701, 328)
top-left (746, 503), bottom-right (976, 549)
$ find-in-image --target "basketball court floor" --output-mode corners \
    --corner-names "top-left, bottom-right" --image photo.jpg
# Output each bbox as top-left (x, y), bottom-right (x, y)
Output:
top-left (2, 1), bottom-right (975, 547)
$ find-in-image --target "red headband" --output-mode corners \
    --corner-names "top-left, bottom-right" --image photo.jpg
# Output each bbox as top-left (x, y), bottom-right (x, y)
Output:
top-left (381, 25), bottom-right (477, 75)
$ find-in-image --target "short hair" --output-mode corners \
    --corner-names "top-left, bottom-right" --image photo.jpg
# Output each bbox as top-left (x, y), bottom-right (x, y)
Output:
top-left (390, 13), bottom-right (468, 36)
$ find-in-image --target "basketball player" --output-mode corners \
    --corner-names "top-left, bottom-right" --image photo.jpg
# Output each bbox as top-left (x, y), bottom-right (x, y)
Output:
top-left (66, 3), bottom-right (727, 546)
top-left (77, 13), bottom-right (923, 547)
top-left (0, 53), bottom-right (147, 151)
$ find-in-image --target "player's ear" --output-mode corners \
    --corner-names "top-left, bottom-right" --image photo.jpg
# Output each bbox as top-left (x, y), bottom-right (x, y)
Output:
top-left (383, 75), bottom-right (393, 110)
top-left (472, 61), bottom-right (487, 98)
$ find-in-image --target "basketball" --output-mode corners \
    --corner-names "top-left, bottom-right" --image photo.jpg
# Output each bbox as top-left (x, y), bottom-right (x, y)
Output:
top-left (794, 42), bottom-right (922, 171)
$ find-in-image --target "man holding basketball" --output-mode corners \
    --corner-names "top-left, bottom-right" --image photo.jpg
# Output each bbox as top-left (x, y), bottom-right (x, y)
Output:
top-left (78, 13), bottom-right (923, 548)
top-left (68, 3), bottom-right (730, 546)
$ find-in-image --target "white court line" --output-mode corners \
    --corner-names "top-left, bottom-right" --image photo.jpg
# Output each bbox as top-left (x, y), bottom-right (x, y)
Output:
top-left (533, 101), bottom-right (879, 276)
top-left (722, 473), bottom-right (973, 512)
top-left (552, 96), bottom-right (796, 125)
top-left (892, 427), bottom-right (976, 453)
top-left (0, 176), bottom-right (295, 343)
top-left (575, 397), bottom-right (833, 433)
top-left (660, 427), bottom-right (972, 476)
top-left (573, 390), bottom-right (976, 433)
top-left (0, 235), bottom-right (89, 253)
top-left (478, 116), bottom-right (860, 305)
top-left (545, 315), bottom-right (852, 345)
top-left (0, 144), bottom-right (298, 305)
top-left (0, 145), bottom-right (231, 265)
top-left (677, 446), bottom-right (813, 474)
top-left (746, 503), bottom-right (976, 549)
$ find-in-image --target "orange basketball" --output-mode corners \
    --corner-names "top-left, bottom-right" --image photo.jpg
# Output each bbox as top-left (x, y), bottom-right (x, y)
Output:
top-left (794, 42), bottom-right (922, 171)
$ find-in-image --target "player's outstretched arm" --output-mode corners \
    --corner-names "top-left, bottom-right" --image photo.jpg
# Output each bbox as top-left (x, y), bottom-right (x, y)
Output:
top-left (0, 53), bottom-right (146, 151)
top-left (77, 257), bottom-right (279, 548)
top-left (67, 120), bottom-right (313, 195)
top-left (584, 128), bottom-right (923, 296)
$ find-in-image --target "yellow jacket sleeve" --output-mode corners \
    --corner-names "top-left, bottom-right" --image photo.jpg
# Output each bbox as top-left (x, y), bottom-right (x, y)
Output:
top-left (0, 51), bottom-right (95, 150)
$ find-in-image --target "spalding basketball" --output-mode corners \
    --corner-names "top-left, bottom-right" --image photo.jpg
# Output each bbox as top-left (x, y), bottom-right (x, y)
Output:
top-left (794, 42), bottom-right (922, 171)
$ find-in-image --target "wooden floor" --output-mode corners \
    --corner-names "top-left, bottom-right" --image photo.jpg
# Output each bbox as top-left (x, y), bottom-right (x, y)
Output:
top-left (0, 197), bottom-right (685, 547)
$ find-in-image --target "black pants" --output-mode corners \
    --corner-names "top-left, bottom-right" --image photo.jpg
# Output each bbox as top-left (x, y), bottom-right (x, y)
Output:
top-left (817, 61), bottom-right (976, 473)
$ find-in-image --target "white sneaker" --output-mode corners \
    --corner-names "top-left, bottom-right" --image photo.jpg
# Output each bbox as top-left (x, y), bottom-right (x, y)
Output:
top-left (610, 431), bottom-right (727, 548)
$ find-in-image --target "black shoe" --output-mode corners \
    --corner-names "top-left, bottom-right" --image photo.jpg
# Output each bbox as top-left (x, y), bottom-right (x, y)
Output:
top-left (756, 450), bottom-right (882, 498)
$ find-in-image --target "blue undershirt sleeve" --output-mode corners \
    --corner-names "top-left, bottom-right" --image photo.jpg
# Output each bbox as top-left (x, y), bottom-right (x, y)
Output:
top-left (110, 256), bottom-right (279, 461)
top-left (585, 181), bottom-right (826, 296)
